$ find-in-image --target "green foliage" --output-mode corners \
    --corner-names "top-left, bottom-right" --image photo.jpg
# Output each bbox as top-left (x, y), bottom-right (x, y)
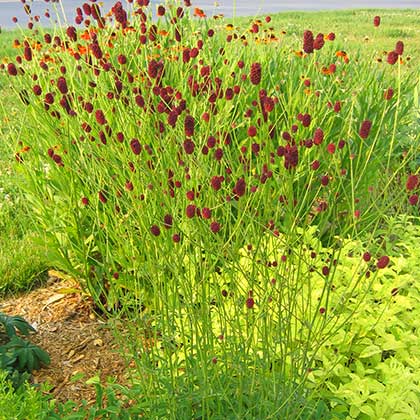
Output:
top-left (0, 371), bottom-right (144, 420)
top-left (49, 377), bottom-right (145, 420)
top-left (0, 311), bottom-right (50, 389)
top-left (0, 371), bottom-right (52, 420)
top-left (2, 336), bottom-right (51, 372)
top-left (0, 56), bottom-right (49, 297)
top-left (0, 313), bottom-right (35, 337)
top-left (306, 216), bottom-right (420, 419)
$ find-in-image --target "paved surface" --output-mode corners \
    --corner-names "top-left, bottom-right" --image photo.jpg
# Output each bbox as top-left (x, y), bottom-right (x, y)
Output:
top-left (0, 0), bottom-right (418, 29)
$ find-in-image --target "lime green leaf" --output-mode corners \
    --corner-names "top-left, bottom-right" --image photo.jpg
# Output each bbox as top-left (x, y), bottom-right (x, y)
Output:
top-left (359, 345), bottom-right (382, 358)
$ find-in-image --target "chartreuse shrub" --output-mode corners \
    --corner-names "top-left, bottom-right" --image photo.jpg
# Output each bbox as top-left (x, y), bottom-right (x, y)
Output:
top-left (2, 1), bottom-right (420, 418)
top-left (306, 215), bottom-right (420, 419)
top-left (110, 217), bottom-right (419, 418)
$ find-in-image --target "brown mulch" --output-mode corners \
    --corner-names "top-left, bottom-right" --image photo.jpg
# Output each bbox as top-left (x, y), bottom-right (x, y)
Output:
top-left (0, 270), bottom-right (129, 406)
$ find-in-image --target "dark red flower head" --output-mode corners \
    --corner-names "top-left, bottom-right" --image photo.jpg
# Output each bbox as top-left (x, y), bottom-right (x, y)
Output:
top-left (98, 190), bottom-right (107, 204)
top-left (387, 51), bottom-right (398, 65)
top-left (24, 45), bottom-right (32, 61)
top-left (311, 160), bottom-right (320, 170)
top-left (118, 54), bottom-right (127, 65)
top-left (373, 15), bottom-right (381, 27)
top-left (186, 204), bottom-right (196, 218)
top-left (90, 42), bottom-right (103, 60)
top-left (33, 85), bottom-right (42, 96)
top-left (45, 93), bottom-right (54, 104)
top-left (395, 40), bottom-right (404, 56)
top-left (125, 181), bottom-right (133, 191)
top-left (406, 175), bottom-right (419, 191)
top-left (409, 194), bottom-right (419, 205)
top-left (214, 148), bottom-right (223, 161)
top-left (150, 225), bottom-right (161, 236)
top-left (7, 63), bottom-right (18, 76)
top-left (168, 110), bottom-right (178, 128)
top-left (313, 33), bottom-right (324, 50)
top-left (313, 128), bottom-right (324, 145)
top-left (130, 138), bottom-right (142, 155)
top-left (359, 120), bottom-right (372, 139)
top-left (284, 144), bottom-right (298, 170)
top-left (66, 26), bottom-right (77, 42)
top-left (247, 126), bottom-right (257, 137)
top-left (183, 139), bottom-right (195, 155)
top-left (82, 3), bottom-right (92, 15)
top-left (211, 176), bottom-right (222, 191)
top-left (326, 143), bottom-right (335, 154)
top-left (201, 207), bottom-right (212, 219)
top-left (112, 1), bottom-right (128, 27)
top-left (334, 101), bottom-right (341, 113)
top-left (303, 30), bottom-right (314, 54)
top-left (250, 62), bottom-right (262, 85)
top-left (184, 115), bottom-right (195, 137)
top-left (384, 88), bottom-right (394, 100)
top-left (301, 113), bottom-right (311, 128)
top-left (210, 221), bottom-right (220, 233)
top-left (246, 297), bottom-right (255, 309)
top-left (321, 175), bottom-right (329, 186)
top-left (233, 177), bottom-right (246, 198)
top-left (376, 255), bottom-right (389, 269)
top-left (148, 59), bottom-right (159, 78)
top-left (95, 109), bottom-right (106, 125)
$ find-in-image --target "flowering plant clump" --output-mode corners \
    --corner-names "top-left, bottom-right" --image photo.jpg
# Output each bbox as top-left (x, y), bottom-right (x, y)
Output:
top-left (2, 1), bottom-right (419, 417)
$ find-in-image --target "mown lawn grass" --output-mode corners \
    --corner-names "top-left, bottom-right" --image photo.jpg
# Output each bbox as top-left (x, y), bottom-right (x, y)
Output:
top-left (219, 9), bottom-right (420, 60)
top-left (265, 9), bottom-right (420, 56)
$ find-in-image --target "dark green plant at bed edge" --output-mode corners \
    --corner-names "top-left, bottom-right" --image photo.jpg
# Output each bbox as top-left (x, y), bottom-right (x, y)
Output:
top-left (0, 311), bottom-right (50, 389)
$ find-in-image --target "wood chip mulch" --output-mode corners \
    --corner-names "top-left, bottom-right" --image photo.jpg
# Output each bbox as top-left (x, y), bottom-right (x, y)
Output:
top-left (0, 270), bottom-right (129, 406)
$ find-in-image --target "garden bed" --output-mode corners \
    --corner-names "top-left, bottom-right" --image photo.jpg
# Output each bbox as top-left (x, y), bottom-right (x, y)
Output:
top-left (0, 271), bottom-right (127, 406)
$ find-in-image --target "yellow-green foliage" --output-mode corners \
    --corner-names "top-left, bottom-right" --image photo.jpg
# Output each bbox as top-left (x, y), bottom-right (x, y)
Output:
top-left (306, 216), bottom-right (420, 419)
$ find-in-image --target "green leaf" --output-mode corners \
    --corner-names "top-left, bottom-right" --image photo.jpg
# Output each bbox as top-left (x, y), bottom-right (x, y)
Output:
top-left (86, 375), bottom-right (101, 385)
top-left (359, 345), bottom-right (382, 358)
top-left (0, 313), bottom-right (35, 337)
top-left (70, 372), bottom-right (86, 383)
top-left (359, 404), bottom-right (375, 417)
top-left (6, 336), bottom-right (50, 372)
top-left (33, 346), bottom-right (51, 366)
top-left (349, 404), bottom-right (360, 418)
